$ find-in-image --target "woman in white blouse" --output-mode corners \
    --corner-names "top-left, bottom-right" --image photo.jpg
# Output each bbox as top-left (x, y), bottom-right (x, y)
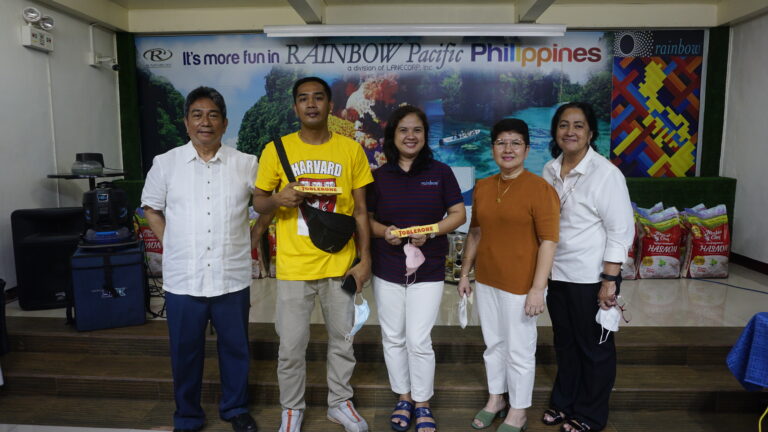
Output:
top-left (540, 102), bottom-right (634, 432)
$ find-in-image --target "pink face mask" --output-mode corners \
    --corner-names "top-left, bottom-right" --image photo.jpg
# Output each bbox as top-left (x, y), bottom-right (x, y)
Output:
top-left (404, 242), bottom-right (425, 276)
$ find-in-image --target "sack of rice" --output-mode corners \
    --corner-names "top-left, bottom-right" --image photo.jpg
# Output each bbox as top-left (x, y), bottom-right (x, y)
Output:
top-left (638, 206), bottom-right (683, 279)
top-left (622, 222), bottom-right (639, 280)
top-left (678, 204), bottom-right (707, 277)
top-left (680, 204), bottom-right (730, 278)
top-left (624, 202), bottom-right (664, 280)
top-left (267, 219), bottom-right (277, 277)
top-left (248, 207), bottom-right (263, 279)
top-left (135, 208), bottom-right (163, 277)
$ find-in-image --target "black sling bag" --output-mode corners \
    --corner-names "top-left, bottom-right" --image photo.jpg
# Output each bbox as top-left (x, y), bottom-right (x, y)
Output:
top-left (273, 135), bottom-right (356, 253)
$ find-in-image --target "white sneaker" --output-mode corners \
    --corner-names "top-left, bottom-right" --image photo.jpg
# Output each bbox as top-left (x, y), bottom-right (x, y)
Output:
top-left (279, 408), bottom-right (303, 432)
top-left (327, 400), bottom-right (368, 432)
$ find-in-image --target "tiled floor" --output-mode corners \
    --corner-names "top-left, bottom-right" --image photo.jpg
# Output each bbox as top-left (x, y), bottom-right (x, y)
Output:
top-left (6, 263), bottom-right (767, 327)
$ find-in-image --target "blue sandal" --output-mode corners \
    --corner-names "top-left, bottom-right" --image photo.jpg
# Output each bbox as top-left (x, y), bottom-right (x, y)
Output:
top-left (390, 399), bottom-right (415, 431)
top-left (561, 418), bottom-right (591, 432)
top-left (414, 406), bottom-right (437, 432)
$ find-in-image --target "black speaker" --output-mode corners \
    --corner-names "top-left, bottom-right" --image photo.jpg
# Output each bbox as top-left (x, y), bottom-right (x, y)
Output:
top-left (11, 208), bottom-right (85, 310)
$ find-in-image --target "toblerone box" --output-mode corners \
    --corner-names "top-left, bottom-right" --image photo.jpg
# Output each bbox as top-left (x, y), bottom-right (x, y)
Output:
top-left (293, 185), bottom-right (342, 195)
top-left (392, 224), bottom-right (439, 238)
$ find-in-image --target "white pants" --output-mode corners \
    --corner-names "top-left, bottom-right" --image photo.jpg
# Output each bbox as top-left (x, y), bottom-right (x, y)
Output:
top-left (475, 282), bottom-right (539, 409)
top-left (373, 276), bottom-right (443, 402)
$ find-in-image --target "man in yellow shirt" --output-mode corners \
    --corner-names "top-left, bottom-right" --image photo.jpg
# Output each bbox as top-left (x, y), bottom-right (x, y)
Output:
top-left (252, 77), bottom-right (373, 432)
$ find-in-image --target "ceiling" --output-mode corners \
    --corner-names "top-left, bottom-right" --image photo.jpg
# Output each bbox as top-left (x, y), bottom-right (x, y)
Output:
top-left (109, 0), bottom-right (718, 6)
top-left (37, 0), bottom-right (768, 33)
top-left (110, 0), bottom-right (286, 8)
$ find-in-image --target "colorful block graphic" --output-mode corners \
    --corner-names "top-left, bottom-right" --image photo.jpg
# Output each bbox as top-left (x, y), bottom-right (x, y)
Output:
top-left (611, 55), bottom-right (701, 177)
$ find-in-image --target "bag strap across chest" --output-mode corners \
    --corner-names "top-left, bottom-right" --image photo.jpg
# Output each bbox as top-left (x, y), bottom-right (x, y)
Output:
top-left (273, 135), bottom-right (297, 183)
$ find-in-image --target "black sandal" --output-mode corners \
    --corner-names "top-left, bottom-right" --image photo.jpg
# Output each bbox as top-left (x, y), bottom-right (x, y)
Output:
top-left (561, 419), bottom-right (591, 432)
top-left (542, 408), bottom-right (565, 426)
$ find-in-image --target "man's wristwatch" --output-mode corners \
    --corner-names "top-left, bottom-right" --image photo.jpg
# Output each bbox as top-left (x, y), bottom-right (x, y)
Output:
top-left (600, 272), bottom-right (620, 282)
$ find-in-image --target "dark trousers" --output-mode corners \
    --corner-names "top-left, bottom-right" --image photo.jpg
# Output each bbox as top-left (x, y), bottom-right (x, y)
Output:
top-left (166, 288), bottom-right (251, 429)
top-left (547, 280), bottom-right (617, 431)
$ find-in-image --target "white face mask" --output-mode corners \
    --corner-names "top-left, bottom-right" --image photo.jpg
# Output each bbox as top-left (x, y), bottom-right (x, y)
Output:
top-left (345, 293), bottom-right (370, 342)
top-left (595, 306), bottom-right (621, 344)
top-left (458, 294), bottom-right (468, 329)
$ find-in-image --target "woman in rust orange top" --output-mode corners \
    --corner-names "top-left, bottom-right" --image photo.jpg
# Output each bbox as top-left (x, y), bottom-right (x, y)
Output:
top-left (458, 118), bottom-right (560, 432)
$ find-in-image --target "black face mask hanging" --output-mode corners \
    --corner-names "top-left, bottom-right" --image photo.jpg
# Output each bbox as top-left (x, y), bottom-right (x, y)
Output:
top-left (273, 135), bottom-right (356, 253)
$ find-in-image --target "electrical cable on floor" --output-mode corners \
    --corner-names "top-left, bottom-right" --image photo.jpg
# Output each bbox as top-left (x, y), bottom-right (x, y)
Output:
top-left (759, 404), bottom-right (767, 432)
top-left (696, 279), bottom-right (768, 295)
top-left (146, 274), bottom-right (166, 318)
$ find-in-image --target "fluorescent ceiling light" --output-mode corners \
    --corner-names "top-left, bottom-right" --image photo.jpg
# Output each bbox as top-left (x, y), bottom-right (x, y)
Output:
top-left (264, 24), bottom-right (566, 38)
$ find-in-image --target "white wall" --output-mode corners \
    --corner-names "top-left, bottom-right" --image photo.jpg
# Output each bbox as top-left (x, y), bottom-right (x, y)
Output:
top-left (0, 0), bottom-right (122, 288)
top-left (721, 11), bottom-right (768, 263)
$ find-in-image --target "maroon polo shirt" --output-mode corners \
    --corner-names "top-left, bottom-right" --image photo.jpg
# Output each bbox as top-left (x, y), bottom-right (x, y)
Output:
top-left (367, 160), bottom-right (463, 284)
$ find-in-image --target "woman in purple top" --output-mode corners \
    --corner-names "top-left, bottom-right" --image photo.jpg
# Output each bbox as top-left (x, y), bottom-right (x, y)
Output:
top-left (368, 105), bottom-right (466, 432)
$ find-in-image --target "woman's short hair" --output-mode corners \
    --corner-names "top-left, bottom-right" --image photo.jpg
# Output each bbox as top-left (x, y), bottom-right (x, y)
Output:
top-left (549, 102), bottom-right (599, 158)
top-left (491, 118), bottom-right (530, 146)
top-left (383, 105), bottom-right (433, 172)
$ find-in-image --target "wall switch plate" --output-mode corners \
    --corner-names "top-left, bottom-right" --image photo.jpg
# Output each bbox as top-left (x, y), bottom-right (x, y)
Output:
top-left (21, 25), bottom-right (53, 52)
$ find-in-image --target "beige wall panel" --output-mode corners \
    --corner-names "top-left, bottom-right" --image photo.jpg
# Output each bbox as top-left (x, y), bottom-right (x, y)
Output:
top-left (325, 4), bottom-right (516, 25)
top-left (717, 0), bottom-right (768, 25)
top-left (39, 0), bottom-right (129, 30)
top-left (721, 13), bottom-right (768, 262)
top-left (128, 7), bottom-right (304, 33)
top-left (538, 4), bottom-right (718, 28)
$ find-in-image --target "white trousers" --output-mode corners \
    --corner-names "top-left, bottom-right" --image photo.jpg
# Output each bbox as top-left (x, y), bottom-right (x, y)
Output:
top-left (475, 282), bottom-right (539, 409)
top-left (373, 276), bottom-right (443, 402)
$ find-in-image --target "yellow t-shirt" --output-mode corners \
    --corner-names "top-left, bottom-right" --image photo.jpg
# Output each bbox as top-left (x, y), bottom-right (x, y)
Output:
top-left (255, 132), bottom-right (373, 280)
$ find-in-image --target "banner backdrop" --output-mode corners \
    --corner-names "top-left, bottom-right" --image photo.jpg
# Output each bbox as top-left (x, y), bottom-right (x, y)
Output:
top-left (135, 32), bottom-right (613, 180)
top-left (134, 30), bottom-right (703, 179)
top-left (610, 30), bottom-right (704, 177)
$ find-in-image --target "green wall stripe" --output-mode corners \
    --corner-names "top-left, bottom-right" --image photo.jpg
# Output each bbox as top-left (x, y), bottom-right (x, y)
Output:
top-left (700, 26), bottom-right (730, 176)
top-left (116, 32), bottom-right (142, 181)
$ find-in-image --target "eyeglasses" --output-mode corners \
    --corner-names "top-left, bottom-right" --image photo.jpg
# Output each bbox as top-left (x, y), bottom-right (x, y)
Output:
top-left (493, 139), bottom-right (526, 149)
top-left (616, 296), bottom-right (632, 323)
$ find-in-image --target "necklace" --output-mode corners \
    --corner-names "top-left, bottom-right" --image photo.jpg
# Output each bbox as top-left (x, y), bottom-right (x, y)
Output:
top-left (496, 175), bottom-right (512, 203)
top-left (556, 173), bottom-right (583, 212)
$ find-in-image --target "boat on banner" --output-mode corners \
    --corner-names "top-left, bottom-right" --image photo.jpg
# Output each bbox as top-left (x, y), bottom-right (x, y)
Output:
top-left (439, 129), bottom-right (485, 146)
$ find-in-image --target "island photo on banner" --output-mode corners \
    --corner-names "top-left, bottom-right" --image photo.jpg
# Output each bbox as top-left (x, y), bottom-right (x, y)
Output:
top-left (134, 30), bottom-right (704, 182)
